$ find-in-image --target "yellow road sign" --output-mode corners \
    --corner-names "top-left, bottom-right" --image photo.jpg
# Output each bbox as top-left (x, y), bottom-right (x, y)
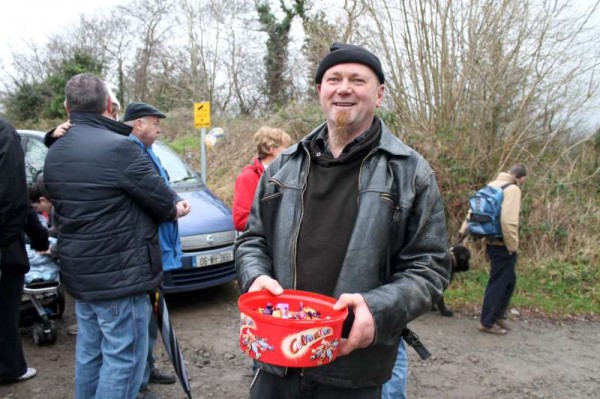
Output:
top-left (194, 102), bottom-right (211, 128)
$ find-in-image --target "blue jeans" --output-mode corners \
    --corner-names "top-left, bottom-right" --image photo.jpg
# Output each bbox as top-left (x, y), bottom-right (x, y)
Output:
top-left (75, 294), bottom-right (150, 399)
top-left (381, 339), bottom-right (408, 399)
top-left (141, 313), bottom-right (159, 389)
top-left (481, 245), bottom-right (517, 327)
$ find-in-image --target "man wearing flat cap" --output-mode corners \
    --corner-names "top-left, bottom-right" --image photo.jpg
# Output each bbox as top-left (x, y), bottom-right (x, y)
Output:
top-left (235, 43), bottom-right (450, 397)
top-left (123, 102), bottom-right (190, 399)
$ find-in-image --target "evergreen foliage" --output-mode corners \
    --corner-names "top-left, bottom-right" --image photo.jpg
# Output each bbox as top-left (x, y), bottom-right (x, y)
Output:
top-left (2, 51), bottom-right (103, 123)
top-left (255, 0), bottom-right (306, 109)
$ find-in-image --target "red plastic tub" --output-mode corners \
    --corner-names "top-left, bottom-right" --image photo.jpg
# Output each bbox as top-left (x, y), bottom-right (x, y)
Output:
top-left (238, 289), bottom-right (348, 368)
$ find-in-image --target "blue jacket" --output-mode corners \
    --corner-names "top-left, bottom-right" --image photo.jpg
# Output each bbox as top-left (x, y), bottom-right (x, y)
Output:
top-left (129, 135), bottom-right (183, 271)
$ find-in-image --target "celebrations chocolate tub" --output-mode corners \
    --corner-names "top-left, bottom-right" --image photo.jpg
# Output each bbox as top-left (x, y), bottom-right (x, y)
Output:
top-left (238, 289), bottom-right (348, 368)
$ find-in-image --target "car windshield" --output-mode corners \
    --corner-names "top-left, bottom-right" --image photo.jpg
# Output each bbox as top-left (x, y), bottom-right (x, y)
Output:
top-left (153, 141), bottom-right (203, 188)
top-left (24, 136), bottom-right (47, 185)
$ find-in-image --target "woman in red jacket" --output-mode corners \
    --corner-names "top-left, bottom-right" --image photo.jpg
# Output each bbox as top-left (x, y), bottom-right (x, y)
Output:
top-left (233, 127), bottom-right (291, 231)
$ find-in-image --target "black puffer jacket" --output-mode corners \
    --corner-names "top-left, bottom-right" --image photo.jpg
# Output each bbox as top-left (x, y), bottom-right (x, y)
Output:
top-left (43, 113), bottom-right (176, 301)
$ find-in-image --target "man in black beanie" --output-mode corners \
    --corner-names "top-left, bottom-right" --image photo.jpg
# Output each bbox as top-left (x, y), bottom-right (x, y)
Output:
top-left (314, 42), bottom-right (385, 85)
top-left (236, 43), bottom-right (450, 398)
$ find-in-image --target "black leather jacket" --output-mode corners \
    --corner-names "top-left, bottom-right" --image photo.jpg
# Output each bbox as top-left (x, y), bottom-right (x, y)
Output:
top-left (235, 120), bottom-right (451, 388)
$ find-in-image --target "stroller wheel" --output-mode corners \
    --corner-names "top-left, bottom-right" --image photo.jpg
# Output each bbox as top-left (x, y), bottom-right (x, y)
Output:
top-left (32, 323), bottom-right (46, 345)
top-left (32, 321), bottom-right (58, 345)
top-left (46, 320), bottom-right (58, 344)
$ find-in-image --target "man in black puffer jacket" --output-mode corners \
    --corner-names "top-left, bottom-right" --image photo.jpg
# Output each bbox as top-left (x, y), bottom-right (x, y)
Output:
top-left (44, 73), bottom-right (177, 399)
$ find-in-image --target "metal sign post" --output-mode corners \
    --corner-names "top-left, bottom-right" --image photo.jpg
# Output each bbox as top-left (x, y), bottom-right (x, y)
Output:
top-left (194, 102), bottom-right (211, 184)
top-left (200, 127), bottom-right (206, 184)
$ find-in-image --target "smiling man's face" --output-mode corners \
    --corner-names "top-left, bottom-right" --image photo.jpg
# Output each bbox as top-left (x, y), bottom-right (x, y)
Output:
top-left (317, 63), bottom-right (385, 144)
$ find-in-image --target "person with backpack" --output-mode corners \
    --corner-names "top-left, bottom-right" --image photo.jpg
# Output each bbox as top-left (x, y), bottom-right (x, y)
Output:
top-left (458, 164), bottom-right (528, 335)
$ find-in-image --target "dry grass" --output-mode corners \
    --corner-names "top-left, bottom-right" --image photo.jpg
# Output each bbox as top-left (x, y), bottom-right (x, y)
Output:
top-left (160, 103), bottom-right (324, 207)
top-left (161, 103), bottom-right (599, 272)
top-left (22, 105), bottom-right (599, 316)
top-left (32, 103), bottom-right (599, 270)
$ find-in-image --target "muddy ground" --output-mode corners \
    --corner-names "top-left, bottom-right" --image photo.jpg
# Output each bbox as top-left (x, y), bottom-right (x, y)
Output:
top-left (1, 281), bottom-right (598, 399)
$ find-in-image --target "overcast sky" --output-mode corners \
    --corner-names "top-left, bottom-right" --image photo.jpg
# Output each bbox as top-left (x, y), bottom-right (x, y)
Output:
top-left (0, 0), bottom-right (122, 67)
top-left (2, 0), bottom-right (599, 131)
top-left (3, 0), bottom-right (598, 66)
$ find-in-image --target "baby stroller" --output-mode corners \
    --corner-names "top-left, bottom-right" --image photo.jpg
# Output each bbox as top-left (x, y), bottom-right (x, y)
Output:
top-left (20, 237), bottom-right (65, 345)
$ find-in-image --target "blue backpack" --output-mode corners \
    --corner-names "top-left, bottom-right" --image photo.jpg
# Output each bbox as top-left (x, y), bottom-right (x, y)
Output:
top-left (467, 183), bottom-right (513, 238)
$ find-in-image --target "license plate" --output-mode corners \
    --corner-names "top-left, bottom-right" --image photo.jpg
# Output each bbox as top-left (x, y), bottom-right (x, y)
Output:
top-left (193, 249), bottom-right (234, 268)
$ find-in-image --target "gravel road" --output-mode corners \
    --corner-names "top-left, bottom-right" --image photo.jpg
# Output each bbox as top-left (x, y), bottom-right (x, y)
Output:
top-left (1, 281), bottom-right (598, 399)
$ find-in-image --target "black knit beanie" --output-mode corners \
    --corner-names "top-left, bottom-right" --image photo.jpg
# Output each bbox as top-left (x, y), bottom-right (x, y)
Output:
top-left (315, 43), bottom-right (385, 84)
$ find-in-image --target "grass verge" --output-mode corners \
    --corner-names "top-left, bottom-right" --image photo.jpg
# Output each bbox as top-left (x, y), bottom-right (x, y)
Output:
top-left (164, 134), bottom-right (198, 154)
top-left (445, 255), bottom-right (600, 320)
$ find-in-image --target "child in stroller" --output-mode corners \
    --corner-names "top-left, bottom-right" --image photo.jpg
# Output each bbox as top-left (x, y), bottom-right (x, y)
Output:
top-left (20, 178), bottom-right (65, 345)
top-left (21, 236), bottom-right (64, 345)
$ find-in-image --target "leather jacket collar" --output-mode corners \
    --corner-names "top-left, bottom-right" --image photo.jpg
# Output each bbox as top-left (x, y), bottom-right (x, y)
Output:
top-left (285, 118), bottom-right (412, 159)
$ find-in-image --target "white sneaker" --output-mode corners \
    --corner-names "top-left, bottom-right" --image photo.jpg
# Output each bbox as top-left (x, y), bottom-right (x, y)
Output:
top-left (17, 367), bottom-right (37, 381)
top-left (67, 324), bottom-right (78, 335)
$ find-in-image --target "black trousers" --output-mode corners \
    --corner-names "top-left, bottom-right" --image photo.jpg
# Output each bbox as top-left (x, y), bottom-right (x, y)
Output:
top-left (481, 245), bottom-right (517, 328)
top-left (0, 269), bottom-right (27, 381)
top-left (250, 369), bottom-right (382, 399)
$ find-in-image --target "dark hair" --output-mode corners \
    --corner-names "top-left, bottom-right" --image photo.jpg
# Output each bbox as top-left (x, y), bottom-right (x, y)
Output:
top-left (29, 173), bottom-right (49, 203)
top-left (509, 164), bottom-right (527, 179)
top-left (29, 183), bottom-right (44, 203)
top-left (65, 73), bottom-right (108, 114)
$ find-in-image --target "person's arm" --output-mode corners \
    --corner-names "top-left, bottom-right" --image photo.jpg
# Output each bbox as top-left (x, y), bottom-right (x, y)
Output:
top-left (117, 141), bottom-right (177, 222)
top-left (173, 192), bottom-right (184, 204)
top-left (43, 121), bottom-right (71, 148)
top-left (0, 120), bottom-right (28, 248)
top-left (23, 204), bottom-right (49, 252)
top-left (147, 147), bottom-right (190, 218)
top-left (333, 293), bottom-right (376, 355)
top-left (233, 169), bottom-right (259, 231)
top-left (234, 169), bottom-right (279, 294)
top-left (457, 210), bottom-right (471, 242)
top-left (361, 162), bottom-right (451, 346)
top-left (500, 185), bottom-right (521, 253)
top-left (175, 199), bottom-right (191, 218)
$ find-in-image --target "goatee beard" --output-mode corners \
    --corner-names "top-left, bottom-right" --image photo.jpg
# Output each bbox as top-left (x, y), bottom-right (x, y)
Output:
top-left (331, 111), bottom-right (352, 148)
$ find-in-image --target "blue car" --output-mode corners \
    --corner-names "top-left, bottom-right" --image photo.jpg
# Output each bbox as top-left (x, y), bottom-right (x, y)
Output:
top-left (18, 129), bottom-right (237, 294)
